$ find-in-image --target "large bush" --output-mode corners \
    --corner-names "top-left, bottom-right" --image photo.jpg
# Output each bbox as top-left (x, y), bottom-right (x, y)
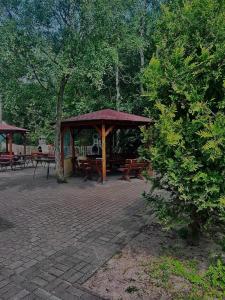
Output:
top-left (142, 0), bottom-right (225, 239)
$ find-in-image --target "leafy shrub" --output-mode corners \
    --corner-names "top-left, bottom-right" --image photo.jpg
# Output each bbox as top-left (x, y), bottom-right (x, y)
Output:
top-left (142, 0), bottom-right (225, 238)
top-left (206, 260), bottom-right (225, 290)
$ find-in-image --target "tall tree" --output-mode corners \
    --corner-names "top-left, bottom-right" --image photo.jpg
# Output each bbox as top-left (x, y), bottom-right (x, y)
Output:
top-left (0, 0), bottom-right (110, 182)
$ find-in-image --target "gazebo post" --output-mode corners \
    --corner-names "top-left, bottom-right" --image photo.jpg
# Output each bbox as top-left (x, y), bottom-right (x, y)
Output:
top-left (5, 134), bottom-right (9, 153)
top-left (101, 123), bottom-right (106, 183)
top-left (9, 133), bottom-right (13, 156)
top-left (109, 131), bottom-right (113, 170)
top-left (23, 133), bottom-right (27, 155)
top-left (61, 127), bottom-right (65, 172)
top-left (70, 127), bottom-right (75, 174)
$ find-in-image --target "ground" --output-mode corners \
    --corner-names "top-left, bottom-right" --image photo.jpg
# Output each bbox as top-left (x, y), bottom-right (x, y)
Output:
top-left (0, 168), bottom-right (223, 300)
top-left (0, 167), bottom-right (149, 299)
top-left (84, 223), bottom-right (223, 300)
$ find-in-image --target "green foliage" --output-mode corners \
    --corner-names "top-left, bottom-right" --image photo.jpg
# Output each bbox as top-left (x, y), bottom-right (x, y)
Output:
top-left (148, 256), bottom-right (225, 299)
top-left (142, 0), bottom-right (225, 234)
top-left (206, 260), bottom-right (225, 290)
top-left (219, 237), bottom-right (225, 252)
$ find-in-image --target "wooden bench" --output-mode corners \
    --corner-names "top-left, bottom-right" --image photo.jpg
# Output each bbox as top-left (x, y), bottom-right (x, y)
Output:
top-left (12, 155), bottom-right (25, 169)
top-left (118, 159), bottom-right (150, 181)
top-left (0, 155), bottom-right (25, 170)
top-left (0, 155), bottom-right (13, 170)
top-left (79, 159), bottom-right (103, 182)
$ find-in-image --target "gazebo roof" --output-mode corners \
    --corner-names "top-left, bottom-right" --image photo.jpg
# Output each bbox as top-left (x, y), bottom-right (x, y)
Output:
top-left (0, 123), bottom-right (28, 134)
top-left (61, 109), bottom-right (151, 126)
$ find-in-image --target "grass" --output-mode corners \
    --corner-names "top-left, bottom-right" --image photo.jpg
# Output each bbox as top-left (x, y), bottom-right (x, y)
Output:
top-left (146, 256), bottom-right (225, 299)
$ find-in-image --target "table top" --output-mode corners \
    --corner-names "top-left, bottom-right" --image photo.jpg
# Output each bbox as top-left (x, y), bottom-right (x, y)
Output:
top-left (34, 157), bottom-right (55, 163)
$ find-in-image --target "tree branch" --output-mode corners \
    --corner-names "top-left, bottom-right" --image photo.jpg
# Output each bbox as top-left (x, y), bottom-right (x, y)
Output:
top-left (30, 64), bottom-right (48, 90)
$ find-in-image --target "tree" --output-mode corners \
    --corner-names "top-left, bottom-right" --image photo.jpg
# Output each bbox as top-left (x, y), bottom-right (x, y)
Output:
top-left (0, 0), bottom-right (111, 182)
top-left (0, 0), bottom-right (163, 182)
top-left (142, 0), bottom-right (225, 241)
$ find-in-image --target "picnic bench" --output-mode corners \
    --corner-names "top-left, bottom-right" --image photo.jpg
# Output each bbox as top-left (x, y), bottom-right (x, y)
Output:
top-left (118, 159), bottom-right (150, 181)
top-left (0, 154), bottom-right (25, 171)
top-left (0, 155), bottom-right (13, 170)
top-left (12, 155), bottom-right (26, 169)
top-left (79, 158), bottom-right (104, 182)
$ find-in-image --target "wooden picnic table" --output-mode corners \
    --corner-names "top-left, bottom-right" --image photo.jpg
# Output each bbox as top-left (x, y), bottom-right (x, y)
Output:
top-left (18, 154), bottom-right (33, 166)
top-left (0, 156), bottom-right (13, 170)
top-left (33, 157), bottom-right (56, 179)
top-left (118, 158), bottom-right (150, 181)
top-left (79, 158), bottom-right (103, 182)
top-left (0, 154), bottom-right (25, 170)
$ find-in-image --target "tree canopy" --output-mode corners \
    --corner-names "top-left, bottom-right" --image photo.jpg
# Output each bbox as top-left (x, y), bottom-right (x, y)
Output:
top-left (0, 0), bottom-right (161, 143)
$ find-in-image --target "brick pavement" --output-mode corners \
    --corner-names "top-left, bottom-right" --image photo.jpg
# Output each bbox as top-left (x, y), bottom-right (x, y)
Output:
top-left (0, 168), bottom-right (148, 299)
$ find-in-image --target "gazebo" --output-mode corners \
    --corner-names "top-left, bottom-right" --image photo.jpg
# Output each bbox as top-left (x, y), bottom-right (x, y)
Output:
top-left (61, 109), bottom-right (151, 182)
top-left (0, 123), bottom-right (28, 156)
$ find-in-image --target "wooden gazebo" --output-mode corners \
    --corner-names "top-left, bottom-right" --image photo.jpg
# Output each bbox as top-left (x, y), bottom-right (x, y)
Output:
top-left (0, 123), bottom-right (28, 155)
top-left (60, 109), bottom-right (151, 182)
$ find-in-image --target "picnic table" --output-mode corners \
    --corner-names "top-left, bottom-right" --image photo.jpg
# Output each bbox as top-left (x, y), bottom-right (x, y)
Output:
top-left (0, 154), bottom-right (25, 170)
top-left (18, 154), bottom-right (33, 167)
top-left (0, 155), bottom-right (13, 170)
top-left (33, 156), bottom-right (56, 179)
top-left (118, 158), bottom-right (150, 181)
top-left (79, 158), bottom-right (103, 182)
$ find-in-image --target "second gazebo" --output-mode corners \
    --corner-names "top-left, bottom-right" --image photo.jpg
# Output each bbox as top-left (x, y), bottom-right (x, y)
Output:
top-left (0, 123), bottom-right (28, 155)
top-left (60, 109), bottom-right (151, 182)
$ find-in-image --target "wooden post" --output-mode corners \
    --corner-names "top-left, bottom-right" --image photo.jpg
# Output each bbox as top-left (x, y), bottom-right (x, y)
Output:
top-left (101, 123), bottom-right (106, 183)
top-left (61, 127), bottom-right (65, 172)
top-left (23, 134), bottom-right (27, 155)
top-left (9, 133), bottom-right (13, 156)
top-left (109, 132), bottom-right (113, 171)
top-left (70, 128), bottom-right (75, 175)
top-left (6, 134), bottom-right (9, 153)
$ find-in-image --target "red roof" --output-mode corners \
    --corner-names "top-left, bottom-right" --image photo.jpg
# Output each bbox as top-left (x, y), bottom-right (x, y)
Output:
top-left (0, 123), bottom-right (28, 133)
top-left (62, 109), bottom-right (151, 124)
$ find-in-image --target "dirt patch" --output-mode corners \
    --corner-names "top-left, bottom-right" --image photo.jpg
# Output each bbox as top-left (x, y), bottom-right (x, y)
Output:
top-left (84, 223), bottom-right (222, 299)
top-left (84, 243), bottom-right (168, 299)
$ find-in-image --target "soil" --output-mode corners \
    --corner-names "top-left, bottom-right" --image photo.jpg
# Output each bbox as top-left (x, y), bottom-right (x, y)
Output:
top-left (84, 222), bottom-right (222, 300)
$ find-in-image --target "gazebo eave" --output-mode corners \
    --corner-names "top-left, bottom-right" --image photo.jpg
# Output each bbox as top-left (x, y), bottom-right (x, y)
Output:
top-left (61, 120), bottom-right (151, 130)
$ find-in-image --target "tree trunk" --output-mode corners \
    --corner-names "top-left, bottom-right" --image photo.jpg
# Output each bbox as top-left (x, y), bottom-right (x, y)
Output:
top-left (55, 75), bottom-right (69, 183)
top-left (115, 64), bottom-right (121, 151)
top-left (139, 0), bottom-right (147, 95)
top-left (187, 210), bottom-right (201, 246)
top-left (115, 64), bottom-right (120, 111)
top-left (0, 94), bottom-right (2, 124)
top-left (139, 47), bottom-right (145, 95)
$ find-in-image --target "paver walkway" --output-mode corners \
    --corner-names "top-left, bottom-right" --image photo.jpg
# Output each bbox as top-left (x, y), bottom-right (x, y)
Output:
top-left (0, 168), bottom-right (148, 299)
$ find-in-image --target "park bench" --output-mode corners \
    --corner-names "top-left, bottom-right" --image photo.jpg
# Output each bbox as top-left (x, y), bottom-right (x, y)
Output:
top-left (118, 158), bottom-right (150, 181)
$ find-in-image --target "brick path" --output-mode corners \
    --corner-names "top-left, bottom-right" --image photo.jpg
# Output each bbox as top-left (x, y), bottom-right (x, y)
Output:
top-left (0, 168), bottom-right (148, 299)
